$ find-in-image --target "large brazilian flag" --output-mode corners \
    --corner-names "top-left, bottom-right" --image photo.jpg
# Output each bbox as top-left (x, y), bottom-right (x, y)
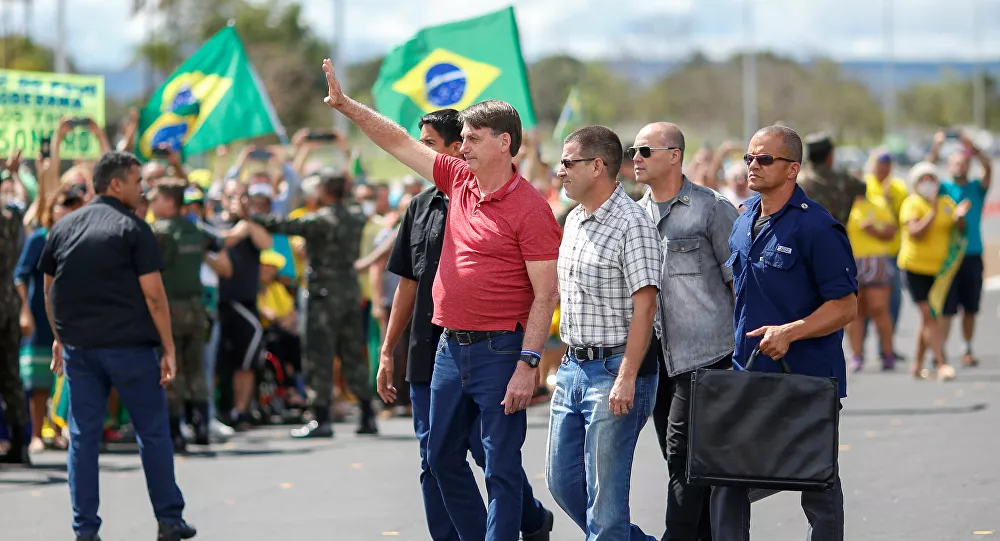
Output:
top-left (136, 26), bottom-right (283, 161)
top-left (371, 7), bottom-right (537, 135)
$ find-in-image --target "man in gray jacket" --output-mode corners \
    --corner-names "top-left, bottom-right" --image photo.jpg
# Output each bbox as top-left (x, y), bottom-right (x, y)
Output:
top-left (631, 122), bottom-right (739, 541)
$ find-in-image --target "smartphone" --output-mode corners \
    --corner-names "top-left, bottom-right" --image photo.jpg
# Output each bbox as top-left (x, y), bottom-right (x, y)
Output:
top-left (249, 148), bottom-right (273, 160)
top-left (68, 117), bottom-right (91, 128)
top-left (152, 146), bottom-right (172, 157)
top-left (40, 136), bottom-right (52, 159)
top-left (305, 131), bottom-right (338, 142)
top-left (945, 128), bottom-right (961, 139)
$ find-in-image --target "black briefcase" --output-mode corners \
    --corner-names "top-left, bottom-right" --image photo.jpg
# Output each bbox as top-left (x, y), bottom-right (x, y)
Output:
top-left (686, 347), bottom-right (840, 492)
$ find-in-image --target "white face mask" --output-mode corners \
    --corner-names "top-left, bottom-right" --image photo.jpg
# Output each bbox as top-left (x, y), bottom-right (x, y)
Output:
top-left (916, 181), bottom-right (938, 200)
top-left (361, 200), bottom-right (376, 216)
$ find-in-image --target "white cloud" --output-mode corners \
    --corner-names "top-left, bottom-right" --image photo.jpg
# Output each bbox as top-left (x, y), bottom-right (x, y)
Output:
top-left (4, 0), bottom-right (1000, 73)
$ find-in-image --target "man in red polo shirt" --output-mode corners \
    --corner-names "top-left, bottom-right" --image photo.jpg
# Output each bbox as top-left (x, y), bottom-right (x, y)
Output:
top-left (321, 60), bottom-right (560, 540)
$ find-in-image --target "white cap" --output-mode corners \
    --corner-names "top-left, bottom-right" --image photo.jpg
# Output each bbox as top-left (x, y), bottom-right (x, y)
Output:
top-left (247, 183), bottom-right (274, 199)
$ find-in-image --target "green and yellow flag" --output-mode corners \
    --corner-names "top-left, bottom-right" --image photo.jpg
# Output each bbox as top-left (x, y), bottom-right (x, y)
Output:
top-left (553, 86), bottom-right (582, 143)
top-left (137, 26), bottom-right (283, 160)
top-left (372, 7), bottom-right (536, 135)
top-left (928, 230), bottom-right (968, 319)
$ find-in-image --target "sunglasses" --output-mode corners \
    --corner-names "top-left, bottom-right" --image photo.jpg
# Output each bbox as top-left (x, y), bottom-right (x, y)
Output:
top-left (743, 153), bottom-right (798, 167)
top-left (625, 146), bottom-right (681, 160)
top-left (560, 157), bottom-right (597, 169)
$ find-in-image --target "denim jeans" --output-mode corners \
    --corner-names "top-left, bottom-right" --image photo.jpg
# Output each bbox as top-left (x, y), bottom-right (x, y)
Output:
top-left (63, 345), bottom-right (186, 538)
top-left (545, 351), bottom-right (658, 541)
top-left (426, 330), bottom-right (529, 541)
top-left (411, 382), bottom-right (548, 540)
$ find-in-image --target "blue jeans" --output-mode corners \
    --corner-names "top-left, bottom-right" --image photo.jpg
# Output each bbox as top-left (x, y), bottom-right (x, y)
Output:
top-left (426, 330), bottom-right (528, 541)
top-left (411, 382), bottom-right (548, 540)
top-left (63, 345), bottom-right (186, 537)
top-left (545, 352), bottom-right (658, 541)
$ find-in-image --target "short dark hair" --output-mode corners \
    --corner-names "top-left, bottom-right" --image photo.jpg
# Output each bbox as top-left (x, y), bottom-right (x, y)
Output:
top-left (319, 171), bottom-right (348, 199)
top-left (754, 125), bottom-right (803, 163)
top-left (565, 126), bottom-right (623, 180)
top-left (459, 100), bottom-right (522, 157)
top-left (93, 151), bottom-right (141, 194)
top-left (150, 179), bottom-right (186, 210)
top-left (419, 109), bottom-right (463, 146)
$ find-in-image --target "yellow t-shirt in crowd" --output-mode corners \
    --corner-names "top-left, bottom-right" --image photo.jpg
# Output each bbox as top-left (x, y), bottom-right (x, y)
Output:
top-left (258, 281), bottom-right (295, 327)
top-left (847, 196), bottom-right (898, 258)
top-left (897, 195), bottom-right (957, 276)
top-left (864, 174), bottom-right (908, 218)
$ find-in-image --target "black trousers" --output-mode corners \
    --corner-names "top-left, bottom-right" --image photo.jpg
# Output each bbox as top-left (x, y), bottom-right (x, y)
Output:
top-left (653, 353), bottom-right (733, 541)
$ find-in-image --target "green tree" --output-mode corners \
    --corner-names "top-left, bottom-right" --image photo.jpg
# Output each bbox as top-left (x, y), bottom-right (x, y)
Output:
top-left (0, 34), bottom-right (56, 72)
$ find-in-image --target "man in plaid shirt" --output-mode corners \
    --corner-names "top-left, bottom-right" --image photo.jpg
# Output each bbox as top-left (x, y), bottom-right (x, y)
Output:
top-left (545, 126), bottom-right (662, 541)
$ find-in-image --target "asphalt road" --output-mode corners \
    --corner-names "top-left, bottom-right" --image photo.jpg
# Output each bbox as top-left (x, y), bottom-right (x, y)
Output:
top-left (2, 289), bottom-right (999, 541)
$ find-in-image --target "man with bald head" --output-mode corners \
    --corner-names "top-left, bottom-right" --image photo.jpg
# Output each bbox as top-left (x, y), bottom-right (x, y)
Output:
top-left (631, 122), bottom-right (739, 541)
top-left (715, 125), bottom-right (857, 541)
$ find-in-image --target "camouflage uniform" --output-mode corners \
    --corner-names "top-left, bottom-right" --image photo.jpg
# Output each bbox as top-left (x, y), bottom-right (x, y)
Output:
top-left (0, 203), bottom-right (27, 427)
top-left (151, 217), bottom-right (216, 416)
top-left (797, 164), bottom-right (866, 227)
top-left (253, 203), bottom-right (370, 409)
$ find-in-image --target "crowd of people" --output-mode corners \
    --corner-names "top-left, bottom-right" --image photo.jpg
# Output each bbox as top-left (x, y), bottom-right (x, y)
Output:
top-left (0, 56), bottom-right (993, 541)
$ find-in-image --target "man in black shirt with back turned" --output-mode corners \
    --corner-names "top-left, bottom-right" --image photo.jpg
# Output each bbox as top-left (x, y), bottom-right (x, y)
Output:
top-left (39, 151), bottom-right (196, 541)
top-left (209, 179), bottom-right (272, 430)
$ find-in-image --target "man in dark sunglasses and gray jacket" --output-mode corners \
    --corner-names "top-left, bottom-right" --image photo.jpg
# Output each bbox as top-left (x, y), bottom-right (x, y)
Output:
top-left (631, 122), bottom-right (740, 541)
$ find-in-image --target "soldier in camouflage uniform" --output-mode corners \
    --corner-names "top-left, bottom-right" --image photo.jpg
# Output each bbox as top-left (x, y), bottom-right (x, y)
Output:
top-left (252, 171), bottom-right (375, 438)
top-left (0, 170), bottom-right (29, 465)
top-left (150, 180), bottom-right (230, 451)
top-left (796, 132), bottom-right (867, 226)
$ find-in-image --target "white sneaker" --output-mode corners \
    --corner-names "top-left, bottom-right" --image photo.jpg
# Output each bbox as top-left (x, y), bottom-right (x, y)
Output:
top-left (210, 419), bottom-right (234, 442)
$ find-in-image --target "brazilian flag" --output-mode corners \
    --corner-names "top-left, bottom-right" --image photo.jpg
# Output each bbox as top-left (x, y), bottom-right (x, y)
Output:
top-left (928, 230), bottom-right (968, 319)
top-left (372, 7), bottom-right (536, 135)
top-left (136, 26), bottom-right (284, 161)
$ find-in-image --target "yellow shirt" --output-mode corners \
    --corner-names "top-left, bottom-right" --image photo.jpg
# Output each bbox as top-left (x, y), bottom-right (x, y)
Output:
top-left (258, 281), bottom-right (295, 327)
top-left (864, 174), bottom-right (908, 218)
top-left (897, 195), bottom-right (957, 276)
top-left (847, 196), bottom-right (897, 258)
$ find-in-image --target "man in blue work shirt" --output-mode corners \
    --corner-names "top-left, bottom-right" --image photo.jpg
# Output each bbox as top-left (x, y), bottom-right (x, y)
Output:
top-left (712, 125), bottom-right (858, 541)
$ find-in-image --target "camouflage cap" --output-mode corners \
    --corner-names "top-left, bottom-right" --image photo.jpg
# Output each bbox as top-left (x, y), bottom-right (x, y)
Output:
top-left (803, 132), bottom-right (834, 155)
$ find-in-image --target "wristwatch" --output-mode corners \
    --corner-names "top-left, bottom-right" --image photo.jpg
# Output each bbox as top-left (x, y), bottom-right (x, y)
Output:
top-left (519, 353), bottom-right (541, 368)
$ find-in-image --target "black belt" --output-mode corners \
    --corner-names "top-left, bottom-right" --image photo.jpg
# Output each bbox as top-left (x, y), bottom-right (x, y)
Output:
top-left (444, 328), bottom-right (511, 346)
top-left (568, 345), bottom-right (627, 361)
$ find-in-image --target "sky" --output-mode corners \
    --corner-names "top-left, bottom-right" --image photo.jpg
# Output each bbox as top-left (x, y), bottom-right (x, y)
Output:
top-left (3, 0), bottom-right (1000, 73)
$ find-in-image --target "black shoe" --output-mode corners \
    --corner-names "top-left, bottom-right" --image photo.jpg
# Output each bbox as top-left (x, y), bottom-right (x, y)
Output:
top-left (168, 417), bottom-right (187, 455)
top-left (158, 519), bottom-right (197, 541)
top-left (75, 535), bottom-right (101, 541)
top-left (290, 420), bottom-right (334, 439)
top-left (522, 508), bottom-right (554, 541)
top-left (355, 417), bottom-right (379, 435)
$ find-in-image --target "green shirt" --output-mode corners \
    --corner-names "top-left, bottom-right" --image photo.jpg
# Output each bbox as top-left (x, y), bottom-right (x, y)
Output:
top-left (152, 217), bottom-right (222, 300)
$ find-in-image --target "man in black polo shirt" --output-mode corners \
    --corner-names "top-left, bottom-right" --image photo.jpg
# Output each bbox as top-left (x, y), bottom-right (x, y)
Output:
top-left (377, 109), bottom-right (553, 541)
top-left (38, 151), bottom-right (196, 541)
top-left (210, 179), bottom-right (272, 430)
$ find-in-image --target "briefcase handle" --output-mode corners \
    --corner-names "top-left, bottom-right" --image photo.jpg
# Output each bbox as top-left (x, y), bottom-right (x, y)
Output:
top-left (744, 346), bottom-right (793, 374)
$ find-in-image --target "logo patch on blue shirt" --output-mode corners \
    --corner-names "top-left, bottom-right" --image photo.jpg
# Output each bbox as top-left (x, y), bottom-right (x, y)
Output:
top-left (776, 245), bottom-right (792, 254)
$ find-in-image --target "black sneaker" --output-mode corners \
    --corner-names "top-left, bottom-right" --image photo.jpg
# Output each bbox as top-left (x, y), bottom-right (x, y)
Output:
top-left (290, 420), bottom-right (334, 439)
top-left (522, 508), bottom-right (554, 541)
top-left (75, 535), bottom-right (101, 541)
top-left (157, 519), bottom-right (197, 541)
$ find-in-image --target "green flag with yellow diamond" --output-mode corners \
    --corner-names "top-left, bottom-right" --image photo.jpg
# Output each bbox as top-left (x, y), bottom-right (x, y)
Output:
top-left (372, 7), bottom-right (536, 136)
top-left (136, 26), bottom-right (284, 161)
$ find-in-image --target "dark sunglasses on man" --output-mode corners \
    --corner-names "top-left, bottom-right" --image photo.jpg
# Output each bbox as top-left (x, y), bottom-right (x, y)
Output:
top-left (743, 153), bottom-right (798, 167)
top-left (625, 145), bottom-right (681, 160)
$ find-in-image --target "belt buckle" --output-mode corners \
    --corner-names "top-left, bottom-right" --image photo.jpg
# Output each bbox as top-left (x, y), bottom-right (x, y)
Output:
top-left (456, 332), bottom-right (473, 346)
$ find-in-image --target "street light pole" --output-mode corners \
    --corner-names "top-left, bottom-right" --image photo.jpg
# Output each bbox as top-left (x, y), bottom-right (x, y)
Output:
top-left (55, 0), bottom-right (67, 73)
top-left (882, 0), bottom-right (895, 136)
top-left (332, 0), bottom-right (348, 132)
top-left (742, 0), bottom-right (758, 142)
top-left (972, 0), bottom-right (986, 129)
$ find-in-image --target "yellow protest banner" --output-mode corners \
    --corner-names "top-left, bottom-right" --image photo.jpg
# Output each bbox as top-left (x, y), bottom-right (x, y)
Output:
top-left (0, 68), bottom-right (106, 160)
